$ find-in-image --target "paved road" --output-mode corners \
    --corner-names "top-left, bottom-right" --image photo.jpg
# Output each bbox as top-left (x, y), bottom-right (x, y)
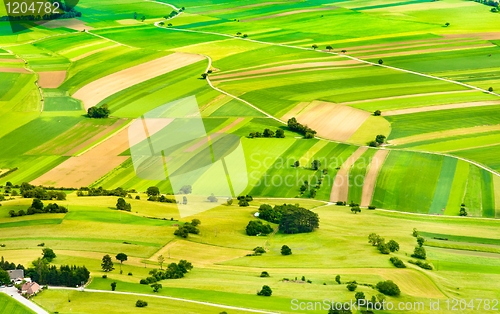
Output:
top-left (48, 286), bottom-right (279, 314)
top-left (0, 287), bottom-right (49, 314)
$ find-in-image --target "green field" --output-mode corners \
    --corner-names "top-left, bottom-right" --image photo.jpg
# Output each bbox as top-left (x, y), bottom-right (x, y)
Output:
top-left (0, 294), bottom-right (35, 314)
top-left (1, 0), bottom-right (500, 312)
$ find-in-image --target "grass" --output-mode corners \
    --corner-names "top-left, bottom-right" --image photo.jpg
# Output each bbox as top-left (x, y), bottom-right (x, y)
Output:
top-left (348, 149), bottom-right (377, 204)
top-left (0, 294), bottom-right (35, 314)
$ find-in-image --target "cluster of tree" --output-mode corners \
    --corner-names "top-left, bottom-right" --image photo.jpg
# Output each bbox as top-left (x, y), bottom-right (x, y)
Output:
top-left (174, 219), bottom-right (201, 238)
top-left (369, 134), bottom-right (386, 147)
top-left (0, 1), bottom-right (82, 21)
top-left (246, 220), bottom-right (273, 236)
top-left (0, 268), bottom-right (11, 285)
top-left (148, 195), bottom-right (176, 203)
top-left (376, 280), bottom-right (400, 296)
top-left (247, 246), bottom-right (266, 256)
top-left (257, 285), bottom-right (272, 296)
top-left (9, 199), bottom-right (67, 217)
top-left (299, 179), bottom-right (320, 198)
top-left (20, 183), bottom-right (66, 200)
top-left (116, 197), bottom-right (131, 211)
top-left (237, 195), bottom-right (253, 206)
top-left (0, 256), bottom-right (24, 271)
top-left (87, 104), bottom-right (110, 118)
top-left (474, 0), bottom-right (499, 8)
top-left (77, 186), bottom-right (129, 197)
top-left (258, 204), bottom-right (319, 234)
top-left (287, 117), bottom-right (317, 139)
top-left (26, 263), bottom-right (90, 287)
top-left (460, 203), bottom-right (468, 216)
top-left (411, 235), bottom-right (426, 259)
top-left (248, 128), bottom-right (285, 139)
top-left (164, 7), bottom-right (184, 19)
top-left (139, 260), bottom-right (193, 284)
top-left (368, 233), bottom-right (399, 254)
top-left (0, 168), bottom-right (17, 179)
top-left (349, 201), bottom-right (361, 214)
top-left (346, 281), bottom-right (357, 291)
top-left (389, 256), bottom-right (406, 268)
top-left (408, 259), bottom-right (433, 270)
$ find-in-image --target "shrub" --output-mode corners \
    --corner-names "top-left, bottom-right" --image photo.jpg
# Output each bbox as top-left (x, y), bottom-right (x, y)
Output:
top-left (408, 260), bottom-right (433, 270)
top-left (373, 110), bottom-right (381, 116)
top-left (128, 272), bottom-right (133, 276)
top-left (136, 300), bottom-right (148, 307)
top-left (389, 257), bottom-right (406, 268)
top-left (376, 280), bottom-right (400, 296)
top-left (281, 245), bottom-right (292, 255)
top-left (135, 195), bottom-right (140, 200)
top-left (346, 282), bottom-right (357, 291)
top-left (368, 205), bottom-right (376, 210)
top-left (336, 201), bottom-right (344, 205)
top-left (335, 275), bottom-right (341, 284)
top-left (253, 247), bottom-right (266, 254)
top-left (257, 285), bottom-right (272, 296)
top-left (260, 271), bottom-right (270, 277)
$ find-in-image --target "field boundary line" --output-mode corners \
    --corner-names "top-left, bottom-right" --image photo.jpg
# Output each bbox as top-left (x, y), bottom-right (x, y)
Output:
top-left (75, 119), bottom-right (132, 156)
top-left (47, 287), bottom-right (279, 314)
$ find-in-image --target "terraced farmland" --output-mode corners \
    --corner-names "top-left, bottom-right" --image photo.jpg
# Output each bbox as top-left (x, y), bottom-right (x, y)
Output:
top-left (1, 0), bottom-right (500, 313)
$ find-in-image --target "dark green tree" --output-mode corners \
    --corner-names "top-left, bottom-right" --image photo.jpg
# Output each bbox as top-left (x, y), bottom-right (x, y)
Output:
top-left (335, 275), bottom-right (341, 284)
top-left (279, 207), bottom-right (319, 234)
top-left (412, 246), bottom-right (426, 260)
top-left (417, 236), bottom-right (425, 247)
top-left (281, 245), bottom-right (292, 255)
top-left (346, 282), bottom-right (357, 291)
top-left (311, 160), bottom-right (321, 170)
top-left (376, 280), bottom-right (400, 296)
top-left (116, 253), bottom-right (127, 271)
top-left (111, 281), bottom-right (116, 291)
top-left (0, 269), bottom-right (11, 285)
top-left (257, 285), bottom-right (272, 296)
top-left (246, 220), bottom-right (273, 236)
top-left (42, 248), bottom-right (56, 262)
top-left (326, 45), bottom-right (333, 51)
top-left (116, 198), bottom-right (131, 211)
top-left (151, 283), bottom-right (162, 292)
top-left (147, 186), bottom-right (160, 197)
top-left (374, 110), bottom-right (381, 116)
top-left (275, 129), bottom-right (285, 138)
top-left (387, 240), bottom-right (399, 252)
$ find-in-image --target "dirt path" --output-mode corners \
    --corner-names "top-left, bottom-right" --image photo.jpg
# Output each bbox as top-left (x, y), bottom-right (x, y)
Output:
top-left (330, 147), bottom-right (368, 202)
top-left (384, 100), bottom-right (500, 116)
top-left (73, 52), bottom-right (205, 110)
top-left (360, 149), bottom-right (389, 207)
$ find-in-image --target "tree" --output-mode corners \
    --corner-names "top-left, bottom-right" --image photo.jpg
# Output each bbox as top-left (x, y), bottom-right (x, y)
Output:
top-left (42, 248), bottom-right (56, 262)
top-left (445, 22), bottom-right (450, 27)
top-left (417, 236), bottom-right (425, 247)
top-left (375, 134), bottom-right (386, 145)
top-left (260, 271), bottom-right (270, 277)
top-left (133, 12), bottom-right (137, 19)
top-left (281, 245), bottom-right (292, 255)
top-left (207, 193), bottom-right (218, 202)
top-left (257, 285), bottom-right (272, 296)
top-left (412, 246), bottom-right (426, 259)
top-left (368, 233), bottom-right (384, 246)
top-left (136, 300), bottom-right (148, 307)
top-left (311, 160), bottom-right (321, 170)
top-left (378, 59), bottom-right (383, 65)
top-left (263, 128), bottom-right (275, 138)
top-left (377, 242), bottom-right (390, 254)
top-left (460, 207), bottom-right (468, 216)
top-left (116, 253), bottom-right (127, 271)
top-left (226, 198), bottom-right (233, 206)
top-left (355, 291), bottom-right (365, 303)
top-left (326, 45), bottom-right (333, 51)
top-left (101, 254), bottom-right (114, 272)
top-left (488, 87), bottom-right (494, 92)
top-left (201, 73), bottom-right (208, 79)
top-left (141, 16), bottom-right (146, 22)
top-left (242, 34), bottom-right (248, 38)
top-left (350, 206), bottom-right (361, 214)
top-left (111, 281), bottom-right (116, 291)
top-left (312, 44), bottom-right (318, 50)
top-left (31, 198), bottom-right (44, 211)
top-left (412, 228), bottom-right (419, 237)
top-left (151, 283), bottom-right (162, 293)
top-left (147, 186), bottom-right (160, 197)
top-left (87, 104), bottom-right (110, 118)
top-left (191, 219), bottom-right (201, 227)
top-left (374, 110), bottom-right (381, 116)
top-left (346, 282), bottom-right (357, 291)
top-left (180, 185), bottom-right (192, 194)
top-left (158, 255), bottom-right (165, 270)
top-left (335, 275), bottom-right (341, 284)
top-left (275, 129), bottom-right (285, 138)
top-left (387, 240), bottom-right (399, 252)
top-left (246, 220), bottom-right (273, 236)
top-left (279, 207), bottom-right (319, 234)
top-left (238, 199), bottom-right (249, 207)
top-left (294, 160), bottom-right (300, 167)
top-left (0, 269), bottom-right (11, 285)
top-left (116, 197), bottom-right (131, 211)
top-left (376, 280), bottom-right (400, 296)
top-left (341, 49), bottom-right (347, 53)
top-left (236, 32), bottom-right (242, 36)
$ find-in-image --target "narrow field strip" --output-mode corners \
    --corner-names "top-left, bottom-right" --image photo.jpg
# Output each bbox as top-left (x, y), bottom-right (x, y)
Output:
top-left (37, 71), bottom-right (67, 88)
top-left (71, 44), bottom-right (120, 62)
top-left (330, 146), bottom-right (368, 202)
top-left (384, 100), bottom-right (500, 116)
top-left (73, 52), bottom-right (205, 110)
top-left (360, 149), bottom-right (390, 207)
top-left (342, 90), bottom-right (476, 106)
